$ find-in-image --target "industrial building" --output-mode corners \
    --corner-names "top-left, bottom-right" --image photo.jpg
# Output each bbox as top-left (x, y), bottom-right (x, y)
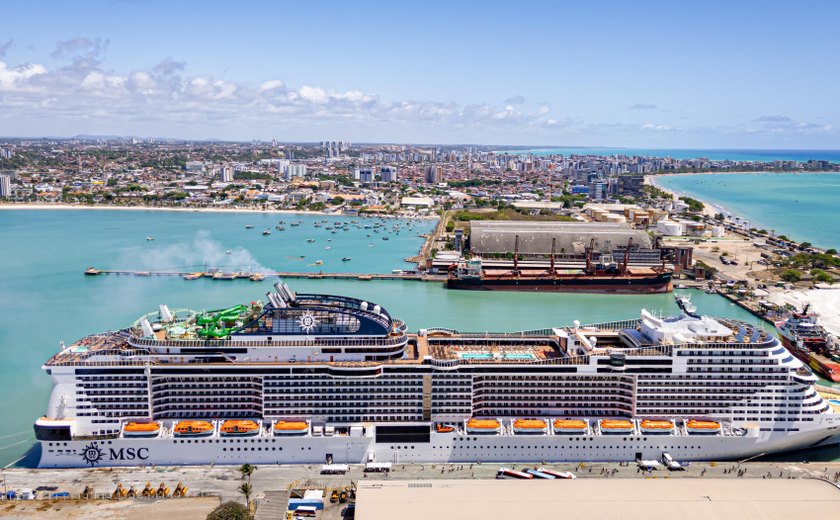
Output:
top-left (468, 221), bottom-right (653, 257)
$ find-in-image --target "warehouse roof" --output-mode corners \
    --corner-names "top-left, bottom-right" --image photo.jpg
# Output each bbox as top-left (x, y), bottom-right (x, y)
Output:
top-left (470, 220), bottom-right (652, 255)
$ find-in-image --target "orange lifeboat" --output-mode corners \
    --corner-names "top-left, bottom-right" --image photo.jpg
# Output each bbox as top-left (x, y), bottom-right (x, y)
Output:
top-left (639, 419), bottom-right (674, 434)
top-left (599, 419), bottom-right (634, 434)
top-left (686, 420), bottom-right (721, 434)
top-left (220, 420), bottom-right (260, 436)
top-left (273, 421), bottom-right (309, 435)
top-left (552, 419), bottom-right (588, 434)
top-left (173, 420), bottom-right (214, 437)
top-left (466, 418), bottom-right (501, 434)
top-left (436, 424), bottom-right (455, 433)
top-left (513, 419), bottom-right (547, 435)
top-left (123, 421), bottom-right (161, 438)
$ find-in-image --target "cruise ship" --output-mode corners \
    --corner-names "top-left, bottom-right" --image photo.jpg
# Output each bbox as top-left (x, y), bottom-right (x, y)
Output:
top-left (35, 283), bottom-right (840, 468)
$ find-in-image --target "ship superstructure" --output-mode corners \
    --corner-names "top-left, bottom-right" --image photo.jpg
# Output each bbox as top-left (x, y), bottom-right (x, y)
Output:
top-left (35, 283), bottom-right (840, 468)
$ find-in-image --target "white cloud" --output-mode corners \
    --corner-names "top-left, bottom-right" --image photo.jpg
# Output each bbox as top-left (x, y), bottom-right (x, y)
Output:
top-left (258, 79), bottom-right (285, 93)
top-left (0, 61), bottom-right (47, 91)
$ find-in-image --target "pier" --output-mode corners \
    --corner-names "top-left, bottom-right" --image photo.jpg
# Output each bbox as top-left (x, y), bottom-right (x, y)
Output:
top-left (84, 267), bottom-right (448, 282)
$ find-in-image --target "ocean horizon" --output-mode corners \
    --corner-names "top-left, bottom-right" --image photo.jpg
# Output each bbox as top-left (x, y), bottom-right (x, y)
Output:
top-left (495, 147), bottom-right (840, 162)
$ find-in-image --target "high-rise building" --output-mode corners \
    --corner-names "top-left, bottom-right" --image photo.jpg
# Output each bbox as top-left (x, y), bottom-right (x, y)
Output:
top-left (220, 165), bottom-right (234, 183)
top-left (0, 174), bottom-right (11, 198)
top-left (358, 168), bottom-right (374, 183)
top-left (287, 164), bottom-right (307, 179)
top-left (425, 165), bottom-right (443, 184)
top-left (380, 166), bottom-right (398, 182)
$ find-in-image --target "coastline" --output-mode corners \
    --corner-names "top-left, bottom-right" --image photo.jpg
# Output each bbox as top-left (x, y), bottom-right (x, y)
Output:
top-left (646, 171), bottom-right (834, 231)
top-left (0, 202), bottom-right (438, 220)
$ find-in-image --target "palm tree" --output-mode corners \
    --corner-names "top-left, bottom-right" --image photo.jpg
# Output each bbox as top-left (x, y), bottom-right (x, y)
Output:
top-left (239, 463), bottom-right (256, 483)
top-left (238, 482), bottom-right (253, 505)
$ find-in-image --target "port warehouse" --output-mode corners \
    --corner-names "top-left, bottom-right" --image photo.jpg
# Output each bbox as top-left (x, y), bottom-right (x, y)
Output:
top-left (466, 221), bottom-right (662, 264)
top-left (354, 478), bottom-right (840, 520)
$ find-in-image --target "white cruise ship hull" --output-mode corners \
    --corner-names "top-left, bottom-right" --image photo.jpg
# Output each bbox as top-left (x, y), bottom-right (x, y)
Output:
top-left (38, 418), bottom-right (840, 468)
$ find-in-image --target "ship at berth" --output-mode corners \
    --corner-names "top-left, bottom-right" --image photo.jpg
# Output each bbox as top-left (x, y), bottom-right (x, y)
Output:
top-left (35, 283), bottom-right (840, 468)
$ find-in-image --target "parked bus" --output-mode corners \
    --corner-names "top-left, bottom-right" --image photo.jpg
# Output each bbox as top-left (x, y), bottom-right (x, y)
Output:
top-left (496, 468), bottom-right (534, 480)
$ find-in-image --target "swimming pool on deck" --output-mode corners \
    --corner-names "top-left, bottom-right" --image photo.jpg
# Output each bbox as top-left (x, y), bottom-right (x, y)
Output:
top-left (457, 352), bottom-right (537, 360)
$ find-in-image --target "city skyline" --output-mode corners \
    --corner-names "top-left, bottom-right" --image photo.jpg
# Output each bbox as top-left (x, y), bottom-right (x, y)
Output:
top-left (1, 1), bottom-right (839, 148)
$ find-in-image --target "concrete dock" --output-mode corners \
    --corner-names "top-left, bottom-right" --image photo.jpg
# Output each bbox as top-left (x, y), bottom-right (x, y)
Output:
top-left (84, 267), bottom-right (448, 283)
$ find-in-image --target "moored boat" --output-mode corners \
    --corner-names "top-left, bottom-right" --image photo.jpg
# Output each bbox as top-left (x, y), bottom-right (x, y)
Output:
top-left (686, 420), bottom-right (721, 435)
top-left (599, 419), bottom-right (634, 434)
top-left (220, 420), bottom-right (260, 437)
top-left (552, 419), bottom-right (588, 434)
top-left (123, 421), bottom-right (161, 438)
top-left (273, 421), bottom-right (309, 435)
top-left (640, 419), bottom-right (675, 434)
top-left (173, 420), bottom-right (214, 437)
top-left (512, 418), bottom-right (548, 435)
top-left (466, 418), bottom-right (501, 434)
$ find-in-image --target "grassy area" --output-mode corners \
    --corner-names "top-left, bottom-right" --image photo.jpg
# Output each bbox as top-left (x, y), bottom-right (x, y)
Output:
top-left (445, 207), bottom-right (575, 232)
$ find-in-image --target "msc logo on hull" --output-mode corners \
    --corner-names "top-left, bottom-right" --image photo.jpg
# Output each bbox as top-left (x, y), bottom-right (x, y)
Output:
top-left (78, 443), bottom-right (150, 466)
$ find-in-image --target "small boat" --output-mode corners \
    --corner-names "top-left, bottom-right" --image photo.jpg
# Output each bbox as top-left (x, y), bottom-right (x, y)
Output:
top-left (640, 419), bottom-right (674, 434)
top-left (273, 421), bottom-right (309, 435)
top-left (225, 250), bottom-right (232, 255)
top-left (262, 229), bottom-right (271, 236)
top-left (686, 419), bottom-right (721, 434)
top-left (245, 225), bottom-right (254, 229)
top-left (325, 246), bottom-right (331, 250)
top-left (435, 424), bottom-right (455, 433)
top-left (382, 236), bottom-right (389, 241)
top-left (314, 260), bottom-right (324, 265)
top-left (307, 238), bottom-right (315, 243)
top-left (342, 257), bottom-right (351, 262)
top-left (173, 420), bottom-right (214, 437)
top-left (466, 418), bottom-right (500, 434)
top-left (220, 419), bottom-right (260, 437)
top-left (290, 222), bottom-right (300, 227)
top-left (552, 419), bottom-right (588, 434)
top-left (249, 273), bottom-right (265, 282)
top-left (212, 272), bottom-right (237, 280)
top-left (276, 225), bottom-right (285, 231)
top-left (183, 272), bottom-right (204, 281)
top-left (513, 418), bottom-right (548, 435)
top-left (599, 419), bottom-right (634, 434)
top-left (123, 421), bottom-right (161, 438)
top-left (145, 236), bottom-right (155, 241)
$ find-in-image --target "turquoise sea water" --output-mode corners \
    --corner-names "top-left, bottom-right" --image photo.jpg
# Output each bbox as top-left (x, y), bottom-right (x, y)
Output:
top-left (0, 209), bottom-right (827, 466)
top-left (496, 147), bottom-right (840, 162)
top-left (654, 172), bottom-right (840, 249)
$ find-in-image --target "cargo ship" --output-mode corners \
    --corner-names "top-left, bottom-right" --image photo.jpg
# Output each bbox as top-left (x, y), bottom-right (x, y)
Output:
top-left (776, 306), bottom-right (840, 382)
top-left (34, 282), bottom-right (840, 468)
top-left (447, 239), bottom-right (672, 294)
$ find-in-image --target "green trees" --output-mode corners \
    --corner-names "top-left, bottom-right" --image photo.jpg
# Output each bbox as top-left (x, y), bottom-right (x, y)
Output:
top-left (238, 482), bottom-right (253, 504)
top-left (780, 270), bottom-right (801, 283)
top-left (206, 501), bottom-right (253, 520)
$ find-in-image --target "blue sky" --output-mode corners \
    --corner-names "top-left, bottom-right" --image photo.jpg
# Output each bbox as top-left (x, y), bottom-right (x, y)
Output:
top-left (1, 0), bottom-right (839, 147)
